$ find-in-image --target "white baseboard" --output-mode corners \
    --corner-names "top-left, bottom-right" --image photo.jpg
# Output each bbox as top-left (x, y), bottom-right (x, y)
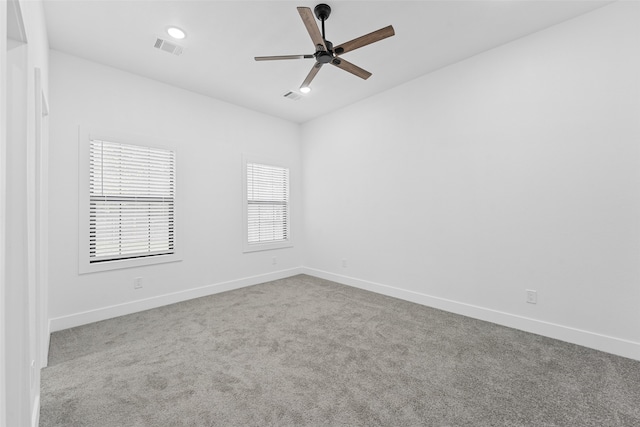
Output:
top-left (49, 268), bottom-right (304, 332)
top-left (302, 267), bottom-right (640, 362)
top-left (31, 394), bottom-right (39, 427)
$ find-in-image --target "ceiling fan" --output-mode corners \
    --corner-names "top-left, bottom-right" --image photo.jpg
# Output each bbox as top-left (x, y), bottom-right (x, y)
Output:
top-left (255, 3), bottom-right (395, 93)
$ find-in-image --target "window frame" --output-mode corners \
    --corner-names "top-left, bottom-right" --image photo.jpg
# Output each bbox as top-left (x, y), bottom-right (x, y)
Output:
top-left (242, 154), bottom-right (293, 253)
top-left (78, 128), bottom-right (181, 274)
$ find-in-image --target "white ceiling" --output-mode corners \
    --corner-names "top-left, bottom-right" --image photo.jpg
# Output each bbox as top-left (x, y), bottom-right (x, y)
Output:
top-left (43, 0), bottom-right (611, 123)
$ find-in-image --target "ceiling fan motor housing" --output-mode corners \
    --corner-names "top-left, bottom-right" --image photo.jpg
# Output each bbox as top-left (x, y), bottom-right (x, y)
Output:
top-left (316, 40), bottom-right (334, 62)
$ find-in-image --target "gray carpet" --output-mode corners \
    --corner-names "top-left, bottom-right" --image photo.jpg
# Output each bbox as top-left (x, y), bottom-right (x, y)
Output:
top-left (41, 274), bottom-right (640, 426)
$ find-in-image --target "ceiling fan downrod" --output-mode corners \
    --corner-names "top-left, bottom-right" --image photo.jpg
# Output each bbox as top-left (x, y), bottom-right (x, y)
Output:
top-left (314, 4), bottom-right (331, 44)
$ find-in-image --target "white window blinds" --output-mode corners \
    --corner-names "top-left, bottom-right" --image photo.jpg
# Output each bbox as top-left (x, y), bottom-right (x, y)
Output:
top-left (89, 139), bottom-right (175, 263)
top-left (246, 162), bottom-right (290, 245)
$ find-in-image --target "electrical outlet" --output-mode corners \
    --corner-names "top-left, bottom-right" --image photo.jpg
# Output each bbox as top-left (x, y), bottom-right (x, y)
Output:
top-left (134, 277), bottom-right (143, 289)
top-left (272, 256), bottom-right (277, 265)
top-left (342, 259), bottom-right (347, 268)
top-left (526, 289), bottom-right (537, 304)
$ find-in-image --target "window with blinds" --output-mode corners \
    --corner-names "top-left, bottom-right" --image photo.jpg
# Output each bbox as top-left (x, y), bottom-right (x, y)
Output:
top-left (246, 162), bottom-right (290, 247)
top-left (89, 139), bottom-right (175, 263)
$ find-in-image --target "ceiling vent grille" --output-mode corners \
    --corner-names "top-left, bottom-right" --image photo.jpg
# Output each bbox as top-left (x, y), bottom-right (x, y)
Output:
top-left (283, 91), bottom-right (302, 101)
top-left (154, 38), bottom-right (184, 56)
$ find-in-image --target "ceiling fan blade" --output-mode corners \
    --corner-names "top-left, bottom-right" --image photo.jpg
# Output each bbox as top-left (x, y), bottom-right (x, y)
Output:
top-left (301, 62), bottom-right (323, 89)
top-left (330, 58), bottom-right (372, 80)
top-left (334, 25), bottom-right (395, 56)
top-left (297, 7), bottom-right (327, 51)
top-left (255, 55), bottom-right (314, 61)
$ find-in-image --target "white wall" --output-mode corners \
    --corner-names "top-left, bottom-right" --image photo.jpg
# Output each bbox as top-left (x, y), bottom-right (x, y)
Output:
top-left (1, 4), bottom-right (7, 424)
top-left (6, 41), bottom-right (30, 427)
top-left (48, 51), bottom-right (303, 330)
top-left (302, 1), bottom-right (640, 360)
top-left (2, 0), bottom-right (50, 425)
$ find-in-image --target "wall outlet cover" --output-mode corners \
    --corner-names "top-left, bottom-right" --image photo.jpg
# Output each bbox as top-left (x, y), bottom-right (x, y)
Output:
top-left (526, 289), bottom-right (537, 304)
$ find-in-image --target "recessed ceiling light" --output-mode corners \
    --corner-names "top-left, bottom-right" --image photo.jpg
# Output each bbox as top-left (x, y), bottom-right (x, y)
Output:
top-left (167, 27), bottom-right (186, 40)
top-left (300, 86), bottom-right (311, 94)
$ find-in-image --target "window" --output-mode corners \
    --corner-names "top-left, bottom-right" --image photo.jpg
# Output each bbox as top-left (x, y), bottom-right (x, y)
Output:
top-left (79, 130), bottom-right (180, 273)
top-left (243, 158), bottom-right (291, 252)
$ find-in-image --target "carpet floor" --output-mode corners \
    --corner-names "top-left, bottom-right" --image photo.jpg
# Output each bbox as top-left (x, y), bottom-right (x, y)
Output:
top-left (40, 274), bottom-right (640, 426)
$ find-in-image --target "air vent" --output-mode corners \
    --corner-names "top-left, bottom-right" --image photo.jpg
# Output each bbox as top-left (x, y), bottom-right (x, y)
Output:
top-left (154, 37), bottom-right (184, 56)
top-left (283, 91), bottom-right (302, 101)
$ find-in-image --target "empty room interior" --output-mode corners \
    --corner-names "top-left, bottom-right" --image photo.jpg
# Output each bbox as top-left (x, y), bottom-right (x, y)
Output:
top-left (2, 0), bottom-right (640, 426)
